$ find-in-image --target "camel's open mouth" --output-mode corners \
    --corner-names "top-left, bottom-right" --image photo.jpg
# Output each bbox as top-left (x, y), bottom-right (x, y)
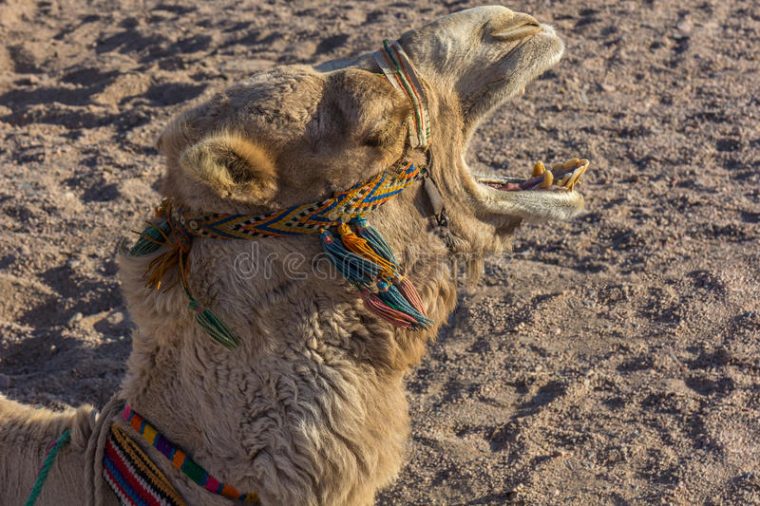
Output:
top-left (465, 156), bottom-right (590, 223)
top-left (475, 158), bottom-right (590, 192)
top-left (451, 23), bottom-right (589, 222)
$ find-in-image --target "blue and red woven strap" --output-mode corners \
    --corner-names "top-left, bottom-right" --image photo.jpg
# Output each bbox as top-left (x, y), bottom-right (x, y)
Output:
top-left (103, 404), bottom-right (260, 505)
top-left (104, 423), bottom-right (187, 506)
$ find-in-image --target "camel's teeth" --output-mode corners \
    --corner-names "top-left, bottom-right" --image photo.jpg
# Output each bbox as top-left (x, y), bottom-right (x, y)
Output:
top-left (540, 169), bottom-right (554, 189)
top-left (552, 158), bottom-right (576, 172)
top-left (563, 166), bottom-right (585, 190)
top-left (533, 161), bottom-right (546, 177)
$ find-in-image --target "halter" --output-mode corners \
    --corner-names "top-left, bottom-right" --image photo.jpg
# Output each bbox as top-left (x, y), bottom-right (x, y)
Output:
top-left (129, 40), bottom-right (434, 349)
top-left (374, 40), bottom-right (431, 149)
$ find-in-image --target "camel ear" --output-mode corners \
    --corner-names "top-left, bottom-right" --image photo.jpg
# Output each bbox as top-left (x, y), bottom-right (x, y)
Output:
top-left (179, 133), bottom-right (278, 203)
top-left (328, 69), bottom-right (412, 149)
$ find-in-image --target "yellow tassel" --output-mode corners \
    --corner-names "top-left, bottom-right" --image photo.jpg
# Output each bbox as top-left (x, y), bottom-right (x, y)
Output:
top-left (336, 223), bottom-right (396, 278)
top-left (145, 247), bottom-right (180, 290)
top-left (145, 234), bottom-right (192, 291)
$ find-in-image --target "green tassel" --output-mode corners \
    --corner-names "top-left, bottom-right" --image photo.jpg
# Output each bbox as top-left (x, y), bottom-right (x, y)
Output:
top-left (188, 297), bottom-right (239, 349)
top-left (376, 280), bottom-right (432, 329)
top-left (130, 219), bottom-right (172, 256)
top-left (351, 216), bottom-right (398, 266)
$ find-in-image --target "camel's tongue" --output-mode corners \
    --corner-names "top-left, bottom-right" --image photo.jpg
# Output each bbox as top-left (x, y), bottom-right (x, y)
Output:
top-left (481, 158), bottom-right (590, 192)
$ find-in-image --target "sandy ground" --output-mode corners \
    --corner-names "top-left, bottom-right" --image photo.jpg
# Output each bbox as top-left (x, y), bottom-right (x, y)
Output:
top-left (1, 0), bottom-right (758, 504)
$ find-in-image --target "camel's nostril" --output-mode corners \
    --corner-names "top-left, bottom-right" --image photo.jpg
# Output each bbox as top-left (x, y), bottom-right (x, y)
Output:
top-left (490, 24), bottom-right (542, 42)
top-left (519, 14), bottom-right (541, 28)
top-left (489, 13), bottom-right (543, 41)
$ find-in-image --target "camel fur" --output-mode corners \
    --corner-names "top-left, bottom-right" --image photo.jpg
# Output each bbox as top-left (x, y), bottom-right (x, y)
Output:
top-left (1, 6), bottom-right (585, 505)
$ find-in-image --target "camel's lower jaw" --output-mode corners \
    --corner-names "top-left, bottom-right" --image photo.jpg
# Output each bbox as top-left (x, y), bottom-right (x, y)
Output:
top-left (470, 158), bottom-right (589, 222)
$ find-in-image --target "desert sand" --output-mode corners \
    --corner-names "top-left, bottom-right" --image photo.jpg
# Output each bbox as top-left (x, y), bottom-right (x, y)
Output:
top-left (0, 0), bottom-right (758, 504)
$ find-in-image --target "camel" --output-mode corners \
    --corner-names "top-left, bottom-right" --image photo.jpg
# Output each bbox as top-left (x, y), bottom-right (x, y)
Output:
top-left (0, 6), bottom-right (589, 506)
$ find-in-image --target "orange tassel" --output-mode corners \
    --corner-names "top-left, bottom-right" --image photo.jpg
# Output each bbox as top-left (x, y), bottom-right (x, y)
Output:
top-left (336, 223), bottom-right (396, 278)
top-left (144, 217), bottom-right (192, 291)
top-left (145, 247), bottom-right (181, 290)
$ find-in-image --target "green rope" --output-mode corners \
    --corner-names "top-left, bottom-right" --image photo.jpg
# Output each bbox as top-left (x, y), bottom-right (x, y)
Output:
top-left (24, 429), bottom-right (71, 506)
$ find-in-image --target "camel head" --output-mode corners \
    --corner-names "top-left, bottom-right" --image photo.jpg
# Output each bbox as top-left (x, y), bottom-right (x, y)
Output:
top-left (136, 5), bottom-right (585, 354)
top-left (321, 5), bottom-right (586, 255)
top-left (407, 6), bottom-right (583, 222)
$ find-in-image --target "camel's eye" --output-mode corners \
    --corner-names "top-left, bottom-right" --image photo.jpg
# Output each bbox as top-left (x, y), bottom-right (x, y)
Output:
top-left (326, 69), bottom-right (410, 152)
top-left (363, 134), bottom-right (383, 147)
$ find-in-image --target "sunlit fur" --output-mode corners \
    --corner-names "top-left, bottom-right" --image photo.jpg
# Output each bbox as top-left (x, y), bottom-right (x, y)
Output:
top-left (0, 6), bottom-right (579, 505)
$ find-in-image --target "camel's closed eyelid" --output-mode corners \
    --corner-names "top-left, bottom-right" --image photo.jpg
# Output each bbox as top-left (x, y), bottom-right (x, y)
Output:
top-left (363, 132), bottom-right (384, 147)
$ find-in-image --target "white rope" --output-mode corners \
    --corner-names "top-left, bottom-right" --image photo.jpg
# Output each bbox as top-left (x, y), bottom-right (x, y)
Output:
top-left (84, 395), bottom-right (124, 506)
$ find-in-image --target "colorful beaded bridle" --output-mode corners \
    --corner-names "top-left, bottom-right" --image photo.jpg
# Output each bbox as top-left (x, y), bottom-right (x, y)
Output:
top-left (129, 40), bottom-right (435, 349)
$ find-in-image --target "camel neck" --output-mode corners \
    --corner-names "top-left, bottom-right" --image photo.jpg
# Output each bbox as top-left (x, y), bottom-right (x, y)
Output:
top-left (117, 337), bottom-right (256, 504)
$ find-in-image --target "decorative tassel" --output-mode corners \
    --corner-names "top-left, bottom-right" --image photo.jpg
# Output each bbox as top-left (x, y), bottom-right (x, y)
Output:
top-left (396, 276), bottom-right (427, 316)
top-left (142, 225), bottom-right (192, 291)
top-left (130, 200), bottom-right (176, 256)
top-left (336, 223), bottom-right (396, 278)
top-left (127, 158), bottom-right (434, 345)
top-left (320, 229), bottom-right (380, 286)
top-left (145, 246), bottom-right (184, 291)
top-left (180, 253), bottom-right (239, 348)
top-left (187, 295), bottom-right (239, 349)
top-left (360, 290), bottom-right (416, 328)
top-left (130, 207), bottom-right (241, 348)
top-left (351, 217), bottom-right (431, 328)
top-left (323, 221), bottom-right (432, 330)
top-left (130, 219), bottom-right (172, 256)
top-left (351, 216), bottom-right (398, 266)
top-left (376, 280), bottom-right (432, 329)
